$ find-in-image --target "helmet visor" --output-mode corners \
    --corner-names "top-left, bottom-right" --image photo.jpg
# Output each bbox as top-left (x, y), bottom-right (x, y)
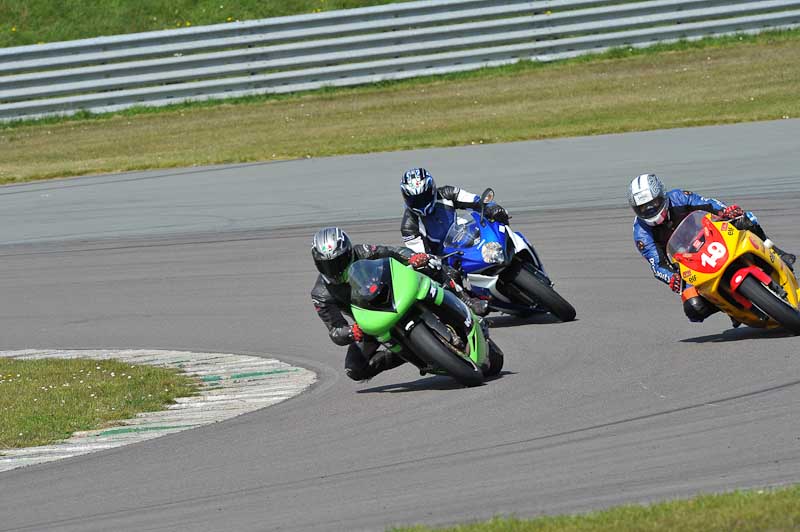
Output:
top-left (404, 187), bottom-right (435, 214)
top-left (634, 196), bottom-right (666, 220)
top-left (314, 250), bottom-right (353, 283)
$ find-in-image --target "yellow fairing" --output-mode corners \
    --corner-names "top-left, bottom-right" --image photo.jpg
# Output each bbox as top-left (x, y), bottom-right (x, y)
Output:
top-left (676, 216), bottom-right (799, 328)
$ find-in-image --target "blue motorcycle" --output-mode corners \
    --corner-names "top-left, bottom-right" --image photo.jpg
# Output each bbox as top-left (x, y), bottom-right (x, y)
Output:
top-left (442, 188), bottom-right (576, 322)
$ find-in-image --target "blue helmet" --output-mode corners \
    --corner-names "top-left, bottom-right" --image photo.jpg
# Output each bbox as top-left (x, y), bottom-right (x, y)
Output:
top-left (401, 168), bottom-right (437, 215)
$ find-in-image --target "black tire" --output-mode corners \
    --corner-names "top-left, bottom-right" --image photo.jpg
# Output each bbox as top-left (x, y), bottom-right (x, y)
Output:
top-left (737, 276), bottom-right (800, 335)
top-left (484, 338), bottom-right (504, 377)
top-left (511, 265), bottom-right (576, 322)
top-left (408, 323), bottom-right (484, 387)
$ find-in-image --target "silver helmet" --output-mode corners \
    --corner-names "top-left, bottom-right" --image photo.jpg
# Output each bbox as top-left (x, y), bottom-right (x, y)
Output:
top-left (628, 173), bottom-right (669, 226)
top-left (311, 227), bottom-right (353, 283)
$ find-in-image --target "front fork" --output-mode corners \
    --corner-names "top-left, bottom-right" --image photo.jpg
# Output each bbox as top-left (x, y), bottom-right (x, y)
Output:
top-left (391, 289), bottom-right (486, 372)
top-left (496, 257), bottom-right (553, 308)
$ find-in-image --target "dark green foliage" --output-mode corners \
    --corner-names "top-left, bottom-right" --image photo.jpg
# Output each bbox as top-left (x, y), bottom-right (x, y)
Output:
top-left (0, 0), bottom-right (409, 47)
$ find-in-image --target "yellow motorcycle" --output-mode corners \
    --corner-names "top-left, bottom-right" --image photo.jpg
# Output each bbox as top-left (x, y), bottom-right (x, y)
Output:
top-left (667, 211), bottom-right (800, 334)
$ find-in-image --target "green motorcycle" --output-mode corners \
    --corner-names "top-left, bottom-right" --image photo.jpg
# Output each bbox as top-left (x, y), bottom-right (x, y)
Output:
top-left (348, 257), bottom-right (504, 387)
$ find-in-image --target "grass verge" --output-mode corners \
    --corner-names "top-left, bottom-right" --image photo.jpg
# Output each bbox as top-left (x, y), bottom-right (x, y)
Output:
top-left (1, 30), bottom-right (799, 184)
top-left (392, 485), bottom-right (800, 532)
top-left (0, 357), bottom-right (197, 449)
top-left (0, 0), bottom-right (409, 48)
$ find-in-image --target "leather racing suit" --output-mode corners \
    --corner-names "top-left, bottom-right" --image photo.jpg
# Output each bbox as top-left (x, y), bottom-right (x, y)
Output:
top-left (401, 185), bottom-right (484, 255)
top-left (633, 188), bottom-right (766, 322)
top-left (311, 243), bottom-right (466, 381)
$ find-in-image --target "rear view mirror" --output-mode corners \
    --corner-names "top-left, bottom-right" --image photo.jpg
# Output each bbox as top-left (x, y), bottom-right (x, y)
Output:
top-left (479, 188), bottom-right (494, 226)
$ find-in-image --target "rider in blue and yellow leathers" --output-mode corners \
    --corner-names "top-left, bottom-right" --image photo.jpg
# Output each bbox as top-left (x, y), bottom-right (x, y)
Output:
top-left (629, 173), bottom-right (795, 322)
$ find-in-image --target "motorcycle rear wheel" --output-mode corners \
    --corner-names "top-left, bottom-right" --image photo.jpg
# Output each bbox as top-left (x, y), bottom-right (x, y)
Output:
top-left (408, 323), bottom-right (484, 387)
top-left (737, 276), bottom-right (800, 335)
top-left (510, 264), bottom-right (576, 322)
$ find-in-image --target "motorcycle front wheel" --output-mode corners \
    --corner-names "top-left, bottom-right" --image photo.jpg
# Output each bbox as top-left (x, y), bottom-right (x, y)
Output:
top-left (483, 338), bottom-right (504, 377)
top-left (509, 264), bottom-right (576, 322)
top-left (737, 276), bottom-right (800, 335)
top-left (408, 323), bottom-right (484, 387)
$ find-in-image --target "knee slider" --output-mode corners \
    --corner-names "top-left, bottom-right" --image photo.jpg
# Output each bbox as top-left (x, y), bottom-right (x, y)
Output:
top-left (345, 367), bottom-right (371, 381)
top-left (683, 296), bottom-right (716, 323)
top-left (369, 350), bottom-right (404, 373)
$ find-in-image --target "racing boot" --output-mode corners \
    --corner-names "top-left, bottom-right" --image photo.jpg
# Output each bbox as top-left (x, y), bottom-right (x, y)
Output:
top-left (773, 246), bottom-right (796, 272)
top-left (682, 289), bottom-right (719, 323)
top-left (764, 239), bottom-right (795, 272)
top-left (446, 278), bottom-right (489, 317)
top-left (461, 292), bottom-right (489, 317)
top-left (478, 315), bottom-right (490, 338)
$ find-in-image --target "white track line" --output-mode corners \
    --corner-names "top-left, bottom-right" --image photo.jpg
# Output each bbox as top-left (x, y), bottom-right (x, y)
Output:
top-left (0, 349), bottom-right (316, 473)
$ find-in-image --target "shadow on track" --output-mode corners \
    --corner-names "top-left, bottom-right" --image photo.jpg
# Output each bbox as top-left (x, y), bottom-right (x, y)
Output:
top-left (681, 326), bottom-right (797, 343)
top-left (485, 313), bottom-right (564, 328)
top-left (356, 371), bottom-right (515, 393)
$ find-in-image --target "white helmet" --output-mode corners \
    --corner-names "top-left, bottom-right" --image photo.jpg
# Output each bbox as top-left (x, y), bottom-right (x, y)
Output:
top-left (628, 173), bottom-right (669, 226)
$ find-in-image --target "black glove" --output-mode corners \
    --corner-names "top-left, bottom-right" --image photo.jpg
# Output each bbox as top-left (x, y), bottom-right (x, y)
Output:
top-left (731, 214), bottom-right (756, 232)
top-left (329, 324), bottom-right (362, 346)
top-left (485, 204), bottom-right (510, 224)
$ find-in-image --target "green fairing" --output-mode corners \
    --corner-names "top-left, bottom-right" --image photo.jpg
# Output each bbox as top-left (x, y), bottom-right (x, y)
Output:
top-left (351, 305), bottom-right (396, 337)
top-left (390, 258), bottom-right (425, 311)
top-left (416, 275), bottom-right (432, 301)
top-left (433, 283), bottom-right (444, 305)
top-left (414, 269), bottom-right (444, 305)
top-left (351, 259), bottom-right (422, 336)
top-left (350, 257), bottom-right (487, 369)
top-left (467, 320), bottom-right (487, 366)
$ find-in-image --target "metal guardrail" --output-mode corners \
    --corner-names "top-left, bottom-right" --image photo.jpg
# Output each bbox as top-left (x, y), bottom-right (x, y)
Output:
top-left (1, 0), bottom-right (798, 121)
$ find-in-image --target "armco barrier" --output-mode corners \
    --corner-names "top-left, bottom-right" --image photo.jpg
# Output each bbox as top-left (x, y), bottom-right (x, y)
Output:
top-left (1, 0), bottom-right (799, 121)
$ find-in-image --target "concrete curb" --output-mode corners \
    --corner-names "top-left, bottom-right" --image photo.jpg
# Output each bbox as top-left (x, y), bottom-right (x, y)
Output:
top-left (0, 349), bottom-right (317, 473)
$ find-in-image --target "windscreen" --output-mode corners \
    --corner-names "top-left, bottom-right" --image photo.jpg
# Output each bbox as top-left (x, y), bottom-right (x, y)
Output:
top-left (348, 258), bottom-right (394, 311)
top-left (444, 219), bottom-right (481, 249)
top-left (666, 211), bottom-right (714, 261)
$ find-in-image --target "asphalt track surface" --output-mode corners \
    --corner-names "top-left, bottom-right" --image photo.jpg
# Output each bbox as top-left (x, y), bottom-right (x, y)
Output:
top-left (0, 120), bottom-right (799, 532)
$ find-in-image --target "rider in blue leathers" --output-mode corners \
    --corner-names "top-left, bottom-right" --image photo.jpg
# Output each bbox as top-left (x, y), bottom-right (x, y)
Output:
top-left (629, 173), bottom-right (796, 323)
top-left (399, 168), bottom-right (510, 317)
top-left (399, 167), bottom-right (509, 256)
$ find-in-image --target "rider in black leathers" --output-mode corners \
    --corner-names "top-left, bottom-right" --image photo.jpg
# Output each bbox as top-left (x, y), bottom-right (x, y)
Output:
top-left (311, 226), bottom-right (471, 381)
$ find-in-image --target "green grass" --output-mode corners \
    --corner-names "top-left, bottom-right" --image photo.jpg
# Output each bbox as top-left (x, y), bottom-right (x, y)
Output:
top-left (0, 357), bottom-right (197, 449)
top-left (0, 0), bottom-right (410, 48)
top-left (2, 29), bottom-right (798, 184)
top-left (392, 485), bottom-right (800, 532)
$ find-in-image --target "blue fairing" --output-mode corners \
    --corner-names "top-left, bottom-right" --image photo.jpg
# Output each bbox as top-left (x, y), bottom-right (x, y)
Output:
top-left (443, 211), bottom-right (506, 274)
top-left (442, 209), bottom-right (556, 315)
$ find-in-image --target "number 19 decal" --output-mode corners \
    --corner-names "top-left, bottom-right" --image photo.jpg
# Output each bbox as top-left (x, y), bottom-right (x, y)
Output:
top-left (701, 241), bottom-right (728, 270)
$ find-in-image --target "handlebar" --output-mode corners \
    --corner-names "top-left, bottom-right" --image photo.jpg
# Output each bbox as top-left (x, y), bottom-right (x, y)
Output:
top-left (440, 250), bottom-right (464, 260)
